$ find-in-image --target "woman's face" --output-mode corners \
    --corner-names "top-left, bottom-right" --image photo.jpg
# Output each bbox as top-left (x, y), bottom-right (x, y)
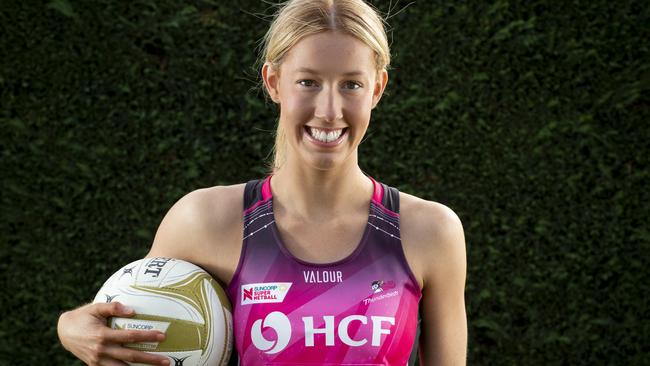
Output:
top-left (263, 31), bottom-right (388, 171)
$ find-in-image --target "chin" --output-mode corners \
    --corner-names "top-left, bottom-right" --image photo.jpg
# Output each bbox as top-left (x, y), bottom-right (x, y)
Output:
top-left (307, 153), bottom-right (356, 172)
top-left (306, 158), bottom-right (337, 171)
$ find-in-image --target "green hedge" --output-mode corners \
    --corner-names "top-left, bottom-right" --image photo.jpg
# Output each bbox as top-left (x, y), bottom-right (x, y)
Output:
top-left (1, 0), bottom-right (647, 364)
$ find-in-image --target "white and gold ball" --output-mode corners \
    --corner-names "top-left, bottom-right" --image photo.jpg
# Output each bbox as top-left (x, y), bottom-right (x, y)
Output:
top-left (93, 257), bottom-right (233, 366)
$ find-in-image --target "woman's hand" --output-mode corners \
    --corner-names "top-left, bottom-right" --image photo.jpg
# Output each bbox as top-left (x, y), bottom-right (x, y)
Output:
top-left (57, 302), bottom-right (170, 366)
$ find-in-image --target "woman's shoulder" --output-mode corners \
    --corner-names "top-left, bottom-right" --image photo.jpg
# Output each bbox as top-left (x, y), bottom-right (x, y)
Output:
top-left (193, 182), bottom-right (248, 224)
top-left (146, 182), bottom-right (248, 274)
top-left (163, 182), bottom-right (247, 234)
top-left (398, 191), bottom-right (465, 271)
top-left (399, 191), bottom-right (462, 230)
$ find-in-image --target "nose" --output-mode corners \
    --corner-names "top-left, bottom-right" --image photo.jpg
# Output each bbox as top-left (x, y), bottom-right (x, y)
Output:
top-left (314, 85), bottom-right (343, 123)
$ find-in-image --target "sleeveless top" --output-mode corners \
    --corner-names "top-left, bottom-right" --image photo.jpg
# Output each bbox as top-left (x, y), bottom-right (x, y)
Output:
top-left (226, 174), bottom-right (422, 366)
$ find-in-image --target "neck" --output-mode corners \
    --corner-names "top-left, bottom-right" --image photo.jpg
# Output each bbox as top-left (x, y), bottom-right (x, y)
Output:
top-left (270, 159), bottom-right (374, 222)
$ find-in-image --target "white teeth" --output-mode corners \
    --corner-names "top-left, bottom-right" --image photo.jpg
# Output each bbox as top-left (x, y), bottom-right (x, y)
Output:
top-left (308, 127), bottom-right (343, 143)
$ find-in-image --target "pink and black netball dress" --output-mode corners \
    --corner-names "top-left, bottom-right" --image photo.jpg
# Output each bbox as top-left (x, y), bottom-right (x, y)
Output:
top-left (226, 174), bottom-right (422, 366)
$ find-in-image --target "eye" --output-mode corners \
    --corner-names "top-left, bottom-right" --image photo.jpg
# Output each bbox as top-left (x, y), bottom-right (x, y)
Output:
top-left (344, 81), bottom-right (362, 90)
top-left (297, 79), bottom-right (317, 87)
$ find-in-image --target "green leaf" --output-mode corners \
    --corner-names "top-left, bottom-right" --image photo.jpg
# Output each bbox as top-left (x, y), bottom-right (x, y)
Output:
top-left (46, 0), bottom-right (78, 19)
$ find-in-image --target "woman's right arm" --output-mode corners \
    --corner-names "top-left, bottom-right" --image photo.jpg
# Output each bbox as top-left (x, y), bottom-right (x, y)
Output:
top-left (57, 188), bottom-right (220, 366)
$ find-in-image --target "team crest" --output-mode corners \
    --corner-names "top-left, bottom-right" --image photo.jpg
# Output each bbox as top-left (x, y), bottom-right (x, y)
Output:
top-left (363, 280), bottom-right (398, 305)
top-left (371, 280), bottom-right (396, 294)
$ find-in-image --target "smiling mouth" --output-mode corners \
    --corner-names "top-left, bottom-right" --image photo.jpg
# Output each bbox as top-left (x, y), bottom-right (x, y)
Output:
top-left (304, 126), bottom-right (348, 143)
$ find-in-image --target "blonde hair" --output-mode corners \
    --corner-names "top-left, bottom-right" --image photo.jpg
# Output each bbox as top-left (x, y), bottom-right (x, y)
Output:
top-left (257, 0), bottom-right (392, 174)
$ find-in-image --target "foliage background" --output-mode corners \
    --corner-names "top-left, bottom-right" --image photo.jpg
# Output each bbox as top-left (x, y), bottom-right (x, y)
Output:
top-left (1, 0), bottom-right (648, 364)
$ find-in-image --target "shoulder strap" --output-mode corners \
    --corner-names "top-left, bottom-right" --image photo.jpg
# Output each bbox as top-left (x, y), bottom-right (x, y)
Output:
top-left (379, 183), bottom-right (400, 214)
top-left (243, 178), bottom-right (264, 210)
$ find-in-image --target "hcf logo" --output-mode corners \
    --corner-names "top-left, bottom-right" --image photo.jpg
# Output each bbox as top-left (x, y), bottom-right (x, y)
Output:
top-left (251, 311), bottom-right (395, 353)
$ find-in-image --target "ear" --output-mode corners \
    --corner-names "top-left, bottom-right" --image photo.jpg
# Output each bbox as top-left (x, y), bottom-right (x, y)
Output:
top-left (262, 62), bottom-right (281, 104)
top-left (371, 69), bottom-right (388, 109)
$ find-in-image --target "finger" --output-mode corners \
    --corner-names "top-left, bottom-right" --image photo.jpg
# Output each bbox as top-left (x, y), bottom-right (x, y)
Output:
top-left (104, 345), bottom-right (170, 366)
top-left (93, 302), bottom-right (136, 318)
top-left (97, 357), bottom-right (128, 366)
top-left (103, 328), bottom-right (166, 344)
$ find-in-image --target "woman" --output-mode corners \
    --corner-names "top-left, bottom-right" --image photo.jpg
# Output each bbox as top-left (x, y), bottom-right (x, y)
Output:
top-left (57, 0), bottom-right (468, 365)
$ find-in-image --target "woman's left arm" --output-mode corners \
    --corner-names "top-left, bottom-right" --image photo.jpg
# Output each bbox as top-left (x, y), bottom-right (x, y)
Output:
top-left (417, 203), bottom-right (468, 365)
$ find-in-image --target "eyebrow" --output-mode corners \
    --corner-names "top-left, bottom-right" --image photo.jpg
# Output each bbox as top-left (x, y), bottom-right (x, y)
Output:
top-left (295, 67), bottom-right (366, 77)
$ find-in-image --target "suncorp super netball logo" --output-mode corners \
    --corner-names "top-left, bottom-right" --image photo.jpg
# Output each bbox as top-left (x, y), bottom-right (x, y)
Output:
top-left (251, 311), bottom-right (395, 354)
top-left (242, 282), bottom-right (292, 305)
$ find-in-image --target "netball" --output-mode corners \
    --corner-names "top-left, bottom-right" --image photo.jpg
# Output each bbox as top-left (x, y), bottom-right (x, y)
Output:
top-left (92, 257), bottom-right (233, 366)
